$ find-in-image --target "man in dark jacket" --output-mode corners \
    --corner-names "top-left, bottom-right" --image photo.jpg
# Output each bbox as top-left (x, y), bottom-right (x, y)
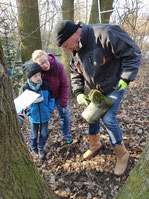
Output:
top-left (54, 20), bottom-right (141, 176)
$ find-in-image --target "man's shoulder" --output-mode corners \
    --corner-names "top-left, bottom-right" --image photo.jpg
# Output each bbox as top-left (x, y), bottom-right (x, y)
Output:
top-left (92, 23), bottom-right (120, 32)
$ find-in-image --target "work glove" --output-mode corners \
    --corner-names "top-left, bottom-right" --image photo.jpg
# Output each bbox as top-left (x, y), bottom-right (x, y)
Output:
top-left (117, 79), bottom-right (127, 91)
top-left (77, 94), bottom-right (88, 106)
top-left (113, 79), bottom-right (127, 91)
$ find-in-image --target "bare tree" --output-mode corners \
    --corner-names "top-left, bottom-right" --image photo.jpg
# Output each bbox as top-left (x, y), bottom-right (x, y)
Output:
top-left (118, 0), bottom-right (141, 40)
top-left (100, 0), bottom-right (114, 23)
top-left (16, 0), bottom-right (42, 62)
top-left (74, 0), bottom-right (90, 23)
top-left (117, 0), bottom-right (149, 56)
top-left (38, 0), bottom-right (62, 52)
top-left (62, 0), bottom-right (74, 96)
top-left (89, 0), bottom-right (114, 24)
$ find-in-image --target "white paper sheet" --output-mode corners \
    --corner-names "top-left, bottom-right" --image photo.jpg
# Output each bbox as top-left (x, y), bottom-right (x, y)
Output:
top-left (14, 89), bottom-right (40, 113)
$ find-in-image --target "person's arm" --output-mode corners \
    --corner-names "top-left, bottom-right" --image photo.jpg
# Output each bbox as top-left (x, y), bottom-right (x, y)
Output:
top-left (47, 83), bottom-right (55, 113)
top-left (69, 54), bottom-right (85, 95)
top-left (100, 25), bottom-right (141, 83)
top-left (69, 55), bottom-right (89, 105)
top-left (59, 64), bottom-right (69, 108)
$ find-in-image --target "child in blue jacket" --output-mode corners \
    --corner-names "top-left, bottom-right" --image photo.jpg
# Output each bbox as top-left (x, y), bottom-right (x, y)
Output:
top-left (20, 62), bottom-right (55, 160)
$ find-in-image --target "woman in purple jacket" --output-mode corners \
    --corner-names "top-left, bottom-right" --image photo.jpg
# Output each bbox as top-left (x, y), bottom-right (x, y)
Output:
top-left (32, 50), bottom-right (72, 144)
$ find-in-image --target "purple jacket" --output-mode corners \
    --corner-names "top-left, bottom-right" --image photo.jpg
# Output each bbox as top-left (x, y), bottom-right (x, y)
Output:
top-left (41, 54), bottom-right (69, 107)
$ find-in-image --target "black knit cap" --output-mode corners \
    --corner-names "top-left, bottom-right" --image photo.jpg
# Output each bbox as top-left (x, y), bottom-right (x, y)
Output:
top-left (54, 20), bottom-right (79, 47)
top-left (25, 62), bottom-right (42, 79)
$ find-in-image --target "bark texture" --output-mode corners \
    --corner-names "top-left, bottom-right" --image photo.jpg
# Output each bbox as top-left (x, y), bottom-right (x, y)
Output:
top-left (16, 0), bottom-right (42, 62)
top-left (0, 38), bottom-right (59, 199)
top-left (89, 0), bottom-right (99, 24)
top-left (100, 0), bottom-right (114, 24)
top-left (115, 138), bottom-right (149, 199)
top-left (89, 0), bottom-right (114, 24)
top-left (62, 0), bottom-right (74, 96)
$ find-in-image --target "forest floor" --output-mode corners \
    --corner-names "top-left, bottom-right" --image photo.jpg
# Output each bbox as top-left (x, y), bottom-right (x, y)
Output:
top-left (21, 61), bottom-right (149, 199)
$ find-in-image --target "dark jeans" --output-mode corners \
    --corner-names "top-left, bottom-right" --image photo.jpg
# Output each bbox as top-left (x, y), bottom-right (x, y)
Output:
top-left (55, 97), bottom-right (70, 138)
top-left (30, 121), bottom-right (48, 149)
top-left (89, 89), bottom-right (126, 147)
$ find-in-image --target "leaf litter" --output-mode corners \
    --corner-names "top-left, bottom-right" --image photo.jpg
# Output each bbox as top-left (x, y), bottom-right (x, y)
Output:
top-left (21, 61), bottom-right (149, 199)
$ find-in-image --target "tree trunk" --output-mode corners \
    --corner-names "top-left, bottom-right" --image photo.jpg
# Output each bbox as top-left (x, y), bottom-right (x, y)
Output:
top-left (89, 0), bottom-right (114, 24)
top-left (115, 138), bottom-right (149, 199)
top-left (62, 0), bottom-right (74, 96)
top-left (16, 0), bottom-right (42, 63)
top-left (0, 38), bottom-right (59, 198)
top-left (100, 0), bottom-right (114, 24)
top-left (89, 0), bottom-right (99, 24)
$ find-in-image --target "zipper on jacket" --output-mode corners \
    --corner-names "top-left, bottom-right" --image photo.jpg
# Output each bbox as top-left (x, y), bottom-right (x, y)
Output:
top-left (38, 89), bottom-right (42, 124)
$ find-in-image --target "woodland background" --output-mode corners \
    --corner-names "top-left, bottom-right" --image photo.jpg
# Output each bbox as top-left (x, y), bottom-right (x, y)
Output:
top-left (0, 0), bottom-right (149, 198)
top-left (1, 0), bottom-right (149, 96)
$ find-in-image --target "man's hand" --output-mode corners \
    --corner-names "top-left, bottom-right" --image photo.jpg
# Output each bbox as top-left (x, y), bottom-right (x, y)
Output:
top-left (77, 94), bottom-right (88, 106)
top-left (118, 79), bottom-right (127, 91)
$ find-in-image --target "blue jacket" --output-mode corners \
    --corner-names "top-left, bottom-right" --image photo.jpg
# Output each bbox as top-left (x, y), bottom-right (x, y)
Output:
top-left (21, 80), bottom-right (55, 124)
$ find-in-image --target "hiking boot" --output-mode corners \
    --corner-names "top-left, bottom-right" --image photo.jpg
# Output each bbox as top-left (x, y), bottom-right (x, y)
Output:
top-left (113, 141), bottom-right (130, 176)
top-left (39, 148), bottom-right (46, 160)
top-left (64, 136), bottom-right (73, 144)
top-left (32, 148), bottom-right (38, 157)
top-left (83, 134), bottom-right (105, 159)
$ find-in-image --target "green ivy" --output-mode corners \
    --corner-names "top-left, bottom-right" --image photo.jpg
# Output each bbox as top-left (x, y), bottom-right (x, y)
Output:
top-left (1, 20), bottom-right (23, 96)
